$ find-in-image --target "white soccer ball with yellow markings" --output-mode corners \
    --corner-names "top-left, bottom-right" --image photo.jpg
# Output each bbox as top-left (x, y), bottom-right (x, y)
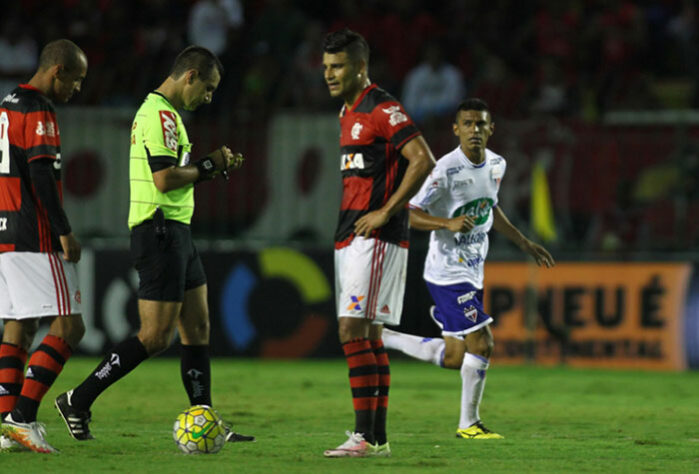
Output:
top-left (173, 405), bottom-right (226, 454)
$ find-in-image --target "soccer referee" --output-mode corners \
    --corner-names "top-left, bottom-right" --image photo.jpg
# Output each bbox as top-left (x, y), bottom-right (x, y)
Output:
top-left (55, 45), bottom-right (254, 443)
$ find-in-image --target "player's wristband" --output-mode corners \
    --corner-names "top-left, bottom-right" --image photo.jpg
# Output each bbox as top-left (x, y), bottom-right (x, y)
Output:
top-left (195, 157), bottom-right (217, 183)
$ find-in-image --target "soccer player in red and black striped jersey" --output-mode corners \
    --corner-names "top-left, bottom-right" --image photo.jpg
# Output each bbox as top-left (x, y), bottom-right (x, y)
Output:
top-left (0, 39), bottom-right (87, 453)
top-left (321, 28), bottom-right (435, 458)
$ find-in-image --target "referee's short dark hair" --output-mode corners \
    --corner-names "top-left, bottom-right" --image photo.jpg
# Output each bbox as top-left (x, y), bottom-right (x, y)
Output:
top-left (38, 39), bottom-right (85, 73)
top-left (322, 28), bottom-right (370, 65)
top-left (455, 98), bottom-right (492, 121)
top-left (170, 46), bottom-right (224, 81)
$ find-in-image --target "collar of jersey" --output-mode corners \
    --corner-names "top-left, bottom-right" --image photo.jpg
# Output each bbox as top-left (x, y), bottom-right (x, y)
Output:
top-left (19, 84), bottom-right (43, 94)
top-left (150, 91), bottom-right (175, 109)
top-left (457, 146), bottom-right (487, 168)
top-left (345, 83), bottom-right (377, 113)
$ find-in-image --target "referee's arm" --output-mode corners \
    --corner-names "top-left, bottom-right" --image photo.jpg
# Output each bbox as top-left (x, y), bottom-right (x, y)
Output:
top-left (149, 146), bottom-right (235, 193)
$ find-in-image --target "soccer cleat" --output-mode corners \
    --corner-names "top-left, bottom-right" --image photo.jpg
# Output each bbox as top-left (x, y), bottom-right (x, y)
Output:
top-left (370, 441), bottom-right (391, 457)
top-left (1, 434), bottom-right (29, 452)
top-left (324, 431), bottom-right (372, 458)
top-left (456, 421), bottom-right (504, 439)
top-left (210, 407), bottom-right (255, 443)
top-left (55, 390), bottom-right (94, 440)
top-left (224, 425), bottom-right (256, 442)
top-left (1, 413), bottom-right (57, 453)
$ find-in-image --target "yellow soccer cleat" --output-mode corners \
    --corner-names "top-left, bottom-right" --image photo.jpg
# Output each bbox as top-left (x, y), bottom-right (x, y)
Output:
top-left (456, 421), bottom-right (504, 439)
top-left (370, 441), bottom-right (391, 457)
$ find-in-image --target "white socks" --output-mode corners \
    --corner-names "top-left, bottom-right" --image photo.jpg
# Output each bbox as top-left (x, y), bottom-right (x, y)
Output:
top-left (459, 352), bottom-right (489, 429)
top-left (382, 328), bottom-right (445, 367)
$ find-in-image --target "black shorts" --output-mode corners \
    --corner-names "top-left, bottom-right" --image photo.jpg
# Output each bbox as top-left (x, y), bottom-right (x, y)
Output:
top-left (130, 219), bottom-right (207, 301)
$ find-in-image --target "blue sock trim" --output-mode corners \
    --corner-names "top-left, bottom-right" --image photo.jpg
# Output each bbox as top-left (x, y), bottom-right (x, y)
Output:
top-left (470, 353), bottom-right (489, 365)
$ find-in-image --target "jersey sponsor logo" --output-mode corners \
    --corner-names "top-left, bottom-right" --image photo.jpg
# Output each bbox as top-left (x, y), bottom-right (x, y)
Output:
top-left (454, 231), bottom-right (486, 246)
top-left (452, 198), bottom-right (494, 225)
top-left (491, 163), bottom-right (504, 185)
top-left (379, 304), bottom-right (391, 314)
top-left (463, 305), bottom-right (478, 322)
top-left (447, 166), bottom-right (464, 176)
top-left (346, 295), bottom-right (365, 311)
top-left (1, 93), bottom-right (19, 104)
top-left (458, 255), bottom-right (484, 268)
top-left (351, 122), bottom-right (363, 140)
top-left (382, 105), bottom-right (408, 127)
top-left (34, 120), bottom-right (57, 137)
top-left (341, 152), bottom-right (364, 170)
top-left (0, 217), bottom-right (6, 231)
top-left (457, 291), bottom-right (476, 305)
top-left (159, 110), bottom-right (178, 152)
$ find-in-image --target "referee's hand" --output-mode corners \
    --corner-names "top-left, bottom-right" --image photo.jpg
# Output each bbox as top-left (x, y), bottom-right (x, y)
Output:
top-left (60, 233), bottom-right (81, 263)
top-left (208, 146), bottom-right (233, 172)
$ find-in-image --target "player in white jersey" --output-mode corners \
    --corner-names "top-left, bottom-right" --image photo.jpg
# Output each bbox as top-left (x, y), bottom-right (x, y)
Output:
top-left (383, 98), bottom-right (554, 439)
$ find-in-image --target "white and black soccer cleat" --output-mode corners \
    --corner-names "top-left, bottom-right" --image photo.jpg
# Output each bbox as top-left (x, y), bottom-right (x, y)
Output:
top-left (224, 425), bottom-right (255, 442)
top-left (55, 390), bottom-right (94, 441)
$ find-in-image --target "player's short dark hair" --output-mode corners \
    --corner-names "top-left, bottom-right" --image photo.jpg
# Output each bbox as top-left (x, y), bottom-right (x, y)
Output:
top-left (38, 39), bottom-right (85, 73)
top-left (170, 46), bottom-right (224, 81)
top-left (322, 28), bottom-right (370, 65)
top-left (455, 98), bottom-right (492, 121)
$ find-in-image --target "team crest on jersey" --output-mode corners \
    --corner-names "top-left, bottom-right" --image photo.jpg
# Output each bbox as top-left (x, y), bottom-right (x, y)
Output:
top-left (342, 153), bottom-right (364, 170)
top-left (463, 306), bottom-right (478, 322)
top-left (159, 110), bottom-right (178, 152)
top-left (351, 122), bottom-right (363, 140)
top-left (382, 106), bottom-right (408, 126)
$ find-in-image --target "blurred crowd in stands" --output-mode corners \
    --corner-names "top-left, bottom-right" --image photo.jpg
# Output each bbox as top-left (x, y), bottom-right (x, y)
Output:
top-left (1, 0), bottom-right (697, 118)
top-left (1, 0), bottom-right (697, 255)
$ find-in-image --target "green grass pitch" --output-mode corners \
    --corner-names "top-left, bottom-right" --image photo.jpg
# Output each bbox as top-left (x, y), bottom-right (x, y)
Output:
top-left (2, 358), bottom-right (697, 473)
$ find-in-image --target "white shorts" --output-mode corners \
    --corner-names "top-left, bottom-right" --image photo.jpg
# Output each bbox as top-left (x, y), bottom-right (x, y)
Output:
top-left (334, 237), bottom-right (407, 326)
top-left (0, 252), bottom-right (82, 319)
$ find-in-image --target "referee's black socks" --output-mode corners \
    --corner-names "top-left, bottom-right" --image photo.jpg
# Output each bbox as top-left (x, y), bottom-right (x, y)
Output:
top-left (180, 344), bottom-right (212, 407)
top-left (70, 336), bottom-right (149, 410)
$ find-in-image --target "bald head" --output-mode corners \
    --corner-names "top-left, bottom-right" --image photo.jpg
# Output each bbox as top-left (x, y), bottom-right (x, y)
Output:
top-left (31, 39), bottom-right (87, 103)
top-left (38, 39), bottom-right (86, 74)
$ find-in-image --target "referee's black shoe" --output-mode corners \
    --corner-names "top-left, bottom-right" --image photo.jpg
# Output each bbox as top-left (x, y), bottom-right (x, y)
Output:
top-left (224, 425), bottom-right (255, 442)
top-left (55, 390), bottom-right (94, 441)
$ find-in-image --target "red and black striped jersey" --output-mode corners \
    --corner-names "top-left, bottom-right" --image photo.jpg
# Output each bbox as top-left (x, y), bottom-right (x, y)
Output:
top-left (335, 84), bottom-right (421, 248)
top-left (0, 84), bottom-right (63, 253)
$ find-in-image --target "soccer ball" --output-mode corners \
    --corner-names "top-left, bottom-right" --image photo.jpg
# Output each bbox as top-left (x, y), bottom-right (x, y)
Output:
top-left (173, 405), bottom-right (226, 454)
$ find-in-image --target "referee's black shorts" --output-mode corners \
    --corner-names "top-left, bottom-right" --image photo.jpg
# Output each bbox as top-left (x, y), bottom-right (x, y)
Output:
top-left (130, 219), bottom-right (207, 301)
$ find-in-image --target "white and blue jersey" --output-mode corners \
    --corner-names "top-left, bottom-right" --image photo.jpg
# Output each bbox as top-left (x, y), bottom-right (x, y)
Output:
top-left (409, 146), bottom-right (506, 289)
